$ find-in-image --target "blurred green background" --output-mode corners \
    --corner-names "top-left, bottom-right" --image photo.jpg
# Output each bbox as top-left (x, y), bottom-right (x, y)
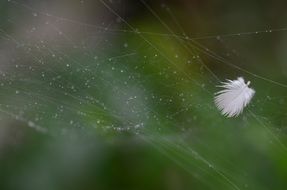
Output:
top-left (0, 0), bottom-right (287, 189)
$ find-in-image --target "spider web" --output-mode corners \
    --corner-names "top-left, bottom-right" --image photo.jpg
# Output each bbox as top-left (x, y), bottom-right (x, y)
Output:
top-left (1, 0), bottom-right (287, 190)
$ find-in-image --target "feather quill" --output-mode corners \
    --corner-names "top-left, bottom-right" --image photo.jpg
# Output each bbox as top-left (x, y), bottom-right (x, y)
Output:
top-left (214, 77), bottom-right (255, 117)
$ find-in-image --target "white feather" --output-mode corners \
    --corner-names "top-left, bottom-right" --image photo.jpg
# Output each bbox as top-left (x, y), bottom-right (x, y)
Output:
top-left (214, 77), bottom-right (255, 117)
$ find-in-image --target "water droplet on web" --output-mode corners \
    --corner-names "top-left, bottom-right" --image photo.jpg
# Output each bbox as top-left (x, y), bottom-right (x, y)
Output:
top-left (28, 121), bottom-right (35, 127)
